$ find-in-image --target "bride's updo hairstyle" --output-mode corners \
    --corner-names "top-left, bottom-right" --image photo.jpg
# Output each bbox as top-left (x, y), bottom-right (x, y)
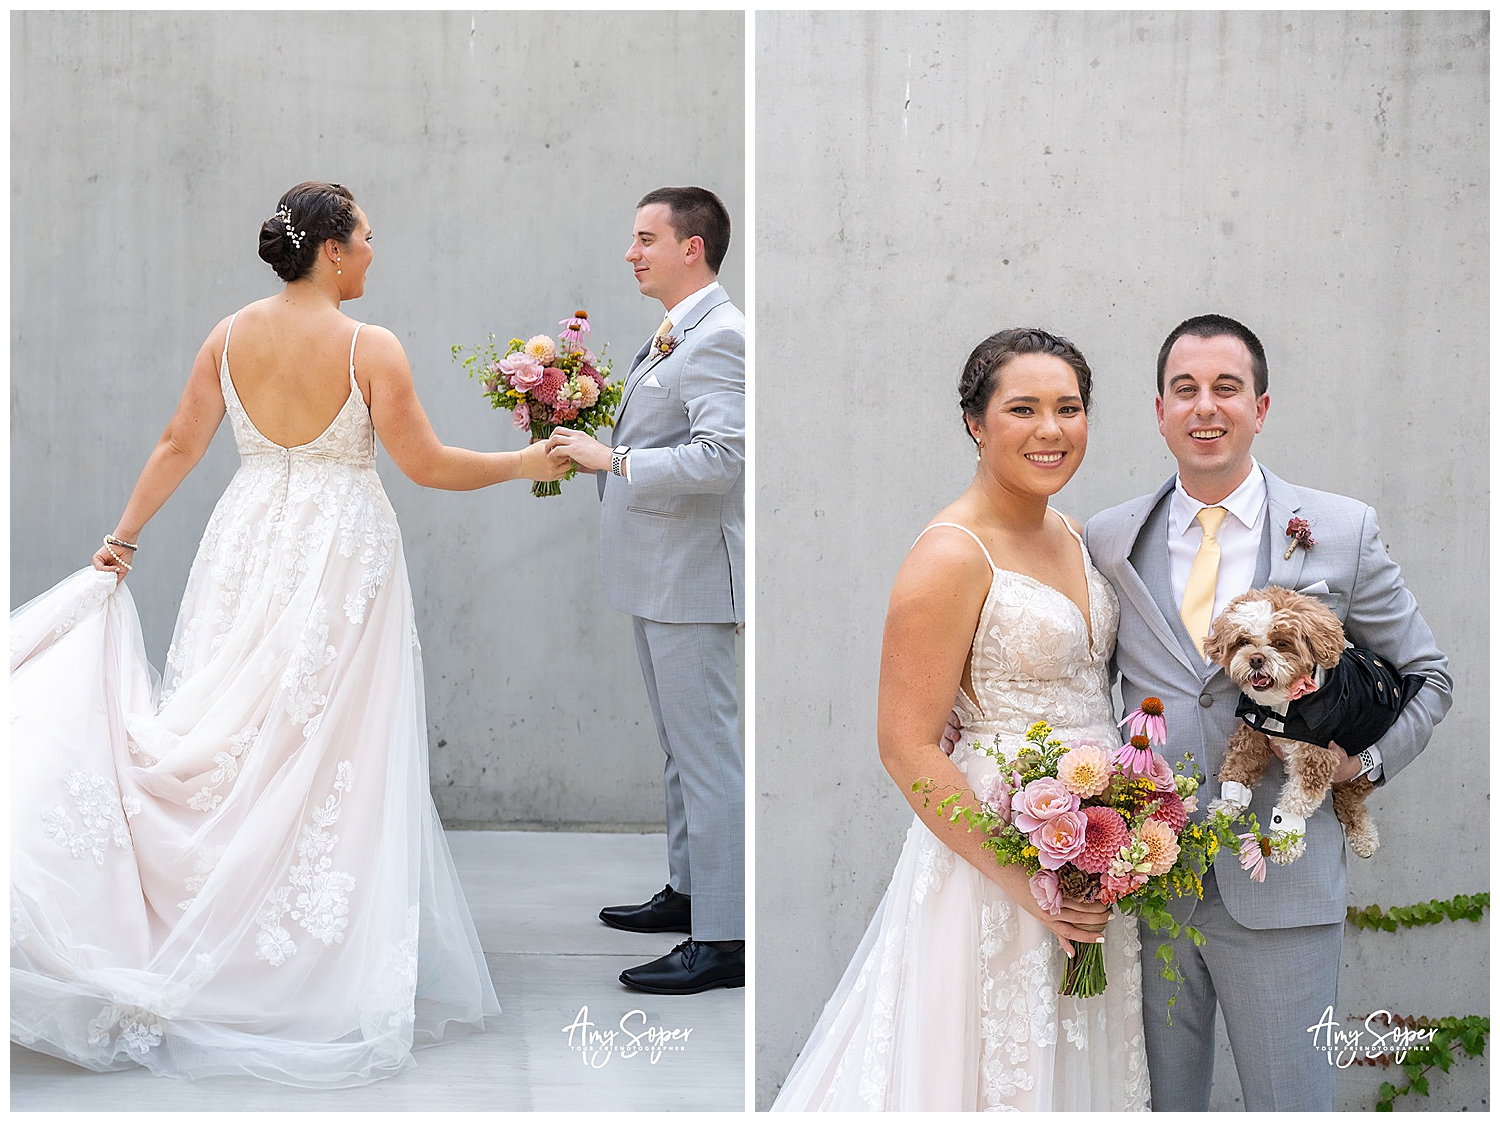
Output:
top-left (258, 182), bottom-right (359, 283)
top-left (959, 328), bottom-right (1093, 444)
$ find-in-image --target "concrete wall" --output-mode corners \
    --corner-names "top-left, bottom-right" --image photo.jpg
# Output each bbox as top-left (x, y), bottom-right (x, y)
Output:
top-left (755, 11), bottom-right (1487, 1110)
top-left (11, 11), bottom-right (745, 829)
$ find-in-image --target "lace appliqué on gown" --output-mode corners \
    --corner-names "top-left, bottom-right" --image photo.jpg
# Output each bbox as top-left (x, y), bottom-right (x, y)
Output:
top-left (772, 517), bottom-right (1151, 1112)
top-left (11, 315), bottom-right (498, 1086)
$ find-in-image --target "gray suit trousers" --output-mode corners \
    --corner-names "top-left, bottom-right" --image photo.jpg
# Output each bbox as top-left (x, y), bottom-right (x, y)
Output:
top-left (1140, 871), bottom-right (1341, 1111)
top-left (631, 616), bottom-right (743, 941)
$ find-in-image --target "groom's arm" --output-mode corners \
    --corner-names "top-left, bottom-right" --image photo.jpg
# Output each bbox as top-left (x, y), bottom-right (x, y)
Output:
top-left (623, 326), bottom-right (744, 501)
top-left (1340, 504), bottom-right (1452, 784)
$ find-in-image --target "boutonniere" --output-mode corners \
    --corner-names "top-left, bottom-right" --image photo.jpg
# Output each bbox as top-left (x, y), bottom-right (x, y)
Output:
top-left (1283, 516), bottom-right (1317, 560)
top-left (652, 333), bottom-right (678, 359)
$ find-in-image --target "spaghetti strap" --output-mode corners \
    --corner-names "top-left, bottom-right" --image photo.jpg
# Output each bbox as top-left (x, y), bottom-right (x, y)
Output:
top-left (1050, 506), bottom-right (1086, 546)
top-left (348, 323), bottom-right (364, 387)
top-left (914, 521), bottom-right (1000, 572)
top-left (221, 312), bottom-right (239, 373)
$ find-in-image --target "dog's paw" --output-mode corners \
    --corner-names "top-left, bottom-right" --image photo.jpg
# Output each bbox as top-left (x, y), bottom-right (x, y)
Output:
top-left (1268, 804), bottom-right (1306, 837)
top-left (1218, 781), bottom-right (1253, 809)
top-left (1346, 825), bottom-right (1380, 859)
top-left (1268, 831), bottom-right (1307, 865)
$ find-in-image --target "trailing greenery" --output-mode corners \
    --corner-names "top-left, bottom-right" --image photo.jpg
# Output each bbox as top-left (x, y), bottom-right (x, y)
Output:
top-left (1345, 892), bottom-right (1488, 932)
top-left (1345, 892), bottom-right (1489, 1109)
top-left (1341, 1013), bottom-right (1489, 1111)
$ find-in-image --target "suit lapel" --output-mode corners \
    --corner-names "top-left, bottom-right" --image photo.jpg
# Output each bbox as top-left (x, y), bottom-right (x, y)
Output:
top-left (1126, 479), bottom-right (1210, 679)
top-left (1262, 467), bottom-right (1308, 590)
top-left (616, 290), bottom-right (732, 420)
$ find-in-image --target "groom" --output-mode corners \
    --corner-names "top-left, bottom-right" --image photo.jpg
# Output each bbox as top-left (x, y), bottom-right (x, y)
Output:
top-left (1084, 314), bottom-right (1451, 1110)
top-left (550, 187), bottom-right (745, 994)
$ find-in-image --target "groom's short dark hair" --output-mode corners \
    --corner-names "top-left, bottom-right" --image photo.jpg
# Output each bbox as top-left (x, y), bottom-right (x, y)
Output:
top-left (637, 187), bottom-right (731, 274)
top-left (1156, 314), bottom-right (1268, 397)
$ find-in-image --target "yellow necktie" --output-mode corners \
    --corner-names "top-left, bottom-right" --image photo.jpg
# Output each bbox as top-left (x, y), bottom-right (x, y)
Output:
top-left (1180, 505), bottom-right (1228, 658)
top-left (653, 315), bottom-right (673, 350)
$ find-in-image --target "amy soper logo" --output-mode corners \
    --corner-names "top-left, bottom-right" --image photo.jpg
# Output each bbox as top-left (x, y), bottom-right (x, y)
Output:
top-left (1307, 1006), bottom-right (1436, 1067)
top-left (562, 1005), bottom-right (694, 1067)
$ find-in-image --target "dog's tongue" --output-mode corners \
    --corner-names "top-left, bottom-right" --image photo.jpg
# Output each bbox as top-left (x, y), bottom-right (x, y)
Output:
top-left (1285, 675), bottom-right (1319, 701)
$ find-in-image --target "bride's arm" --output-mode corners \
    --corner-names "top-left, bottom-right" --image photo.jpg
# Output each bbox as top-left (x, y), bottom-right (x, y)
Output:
top-left (362, 325), bottom-right (568, 490)
top-left (877, 527), bottom-right (1108, 954)
top-left (94, 319), bottom-right (232, 578)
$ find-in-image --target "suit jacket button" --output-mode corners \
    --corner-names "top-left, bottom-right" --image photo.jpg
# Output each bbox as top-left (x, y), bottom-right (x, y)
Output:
top-left (1198, 694), bottom-right (1213, 708)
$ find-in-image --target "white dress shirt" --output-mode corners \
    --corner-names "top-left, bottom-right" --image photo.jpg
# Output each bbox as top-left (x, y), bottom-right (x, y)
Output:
top-left (1168, 458), bottom-right (1268, 631)
top-left (621, 281), bottom-right (722, 483)
top-left (1168, 458), bottom-right (1380, 777)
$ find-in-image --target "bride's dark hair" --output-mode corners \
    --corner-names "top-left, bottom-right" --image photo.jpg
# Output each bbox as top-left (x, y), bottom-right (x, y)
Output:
top-left (959, 328), bottom-right (1093, 444)
top-left (258, 182), bottom-right (359, 283)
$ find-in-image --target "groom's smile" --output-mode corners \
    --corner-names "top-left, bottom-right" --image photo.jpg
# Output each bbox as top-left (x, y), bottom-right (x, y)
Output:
top-left (1156, 333), bottom-right (1270, 501)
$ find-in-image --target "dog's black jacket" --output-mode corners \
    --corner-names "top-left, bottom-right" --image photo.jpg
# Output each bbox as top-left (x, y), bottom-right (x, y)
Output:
top-left (1235, 647), bottom-right (1426, 754)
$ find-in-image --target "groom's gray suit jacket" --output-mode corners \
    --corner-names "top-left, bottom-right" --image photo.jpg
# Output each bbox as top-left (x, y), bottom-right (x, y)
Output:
top-left (598, 290), bottom-right (745, 623)
top-left (1085, 467), bottom-right (1451, 929)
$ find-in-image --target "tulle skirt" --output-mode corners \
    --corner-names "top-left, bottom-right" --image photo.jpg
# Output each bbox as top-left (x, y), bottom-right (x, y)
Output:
top-left (11, 563), bottom-right (499, 1086)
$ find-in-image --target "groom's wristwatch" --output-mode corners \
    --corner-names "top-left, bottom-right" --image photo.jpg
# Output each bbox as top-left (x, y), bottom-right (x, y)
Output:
top-left (611, 445), bottom-right (631, 478)
top-left (1357, 747), bottom-right (1377, 778)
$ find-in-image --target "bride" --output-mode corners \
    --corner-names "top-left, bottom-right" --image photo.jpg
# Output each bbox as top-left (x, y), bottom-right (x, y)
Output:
top-left (11, 181), bottom-right (567, 1086)
top-left (772, 329), bottom-right (1150, 1111)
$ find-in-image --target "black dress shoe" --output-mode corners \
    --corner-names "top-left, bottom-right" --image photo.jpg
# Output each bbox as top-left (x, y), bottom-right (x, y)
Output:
top-left (599, 884), bottom-right (692, 934)
top-left (619, 939), bottom-right (745, 995)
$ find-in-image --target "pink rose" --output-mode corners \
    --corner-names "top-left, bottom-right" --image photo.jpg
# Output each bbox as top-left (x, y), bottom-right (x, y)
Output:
top-left (1181, 794), bottom-right (1199, 814)
top-left (500, 353), bottom-right (545, 392)
top-left (1034, 809), bottom-right (1089, 870)
top-left (511, 402), bottom-right (530, 430)
top-left (975, 773), bottom-right (1012, 824)
top-left (1149, 751), bottom-right (1176, 793)
top-left (1029, 869), bottom-right (1062, 916)
top-left (1012, 777), bottom-right (1081, 834)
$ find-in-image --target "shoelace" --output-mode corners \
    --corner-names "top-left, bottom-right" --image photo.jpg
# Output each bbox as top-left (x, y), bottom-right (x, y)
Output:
top-left (671, 939), bottom-right (699, 968)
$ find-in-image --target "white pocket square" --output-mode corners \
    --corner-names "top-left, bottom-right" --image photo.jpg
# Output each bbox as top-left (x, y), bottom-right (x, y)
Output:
top-left (1296, 579), bottom-right (1331, 596)
top-left (642, 372), bottom-right (664, 389)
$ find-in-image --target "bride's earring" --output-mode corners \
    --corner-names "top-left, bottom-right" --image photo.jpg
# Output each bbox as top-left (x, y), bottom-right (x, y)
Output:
top-left (335, 257), bottom-right (342, 276)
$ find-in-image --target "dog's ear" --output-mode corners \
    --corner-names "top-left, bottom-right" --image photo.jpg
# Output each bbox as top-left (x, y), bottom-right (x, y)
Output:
top-left (1203, 614), bottom-right (1235, 667)
top-left (1302, 598), bottom-right (1347, 669)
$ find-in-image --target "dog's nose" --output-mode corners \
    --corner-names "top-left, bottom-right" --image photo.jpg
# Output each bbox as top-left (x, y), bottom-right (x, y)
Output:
top-left (1248, 655), bottom-right (1264, 670)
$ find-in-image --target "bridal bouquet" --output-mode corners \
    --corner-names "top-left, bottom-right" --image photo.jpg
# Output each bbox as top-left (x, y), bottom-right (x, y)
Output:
top-left (452, 311), bottom-right (620, 497)
top-left (917, 699), bottom-right (1255, 1002)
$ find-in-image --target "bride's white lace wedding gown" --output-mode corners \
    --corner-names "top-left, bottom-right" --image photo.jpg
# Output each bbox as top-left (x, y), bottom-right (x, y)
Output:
top-left (11, 316), bottom-right (499, 1086)
top-left (773, 518), bottom-right (1150, 1111)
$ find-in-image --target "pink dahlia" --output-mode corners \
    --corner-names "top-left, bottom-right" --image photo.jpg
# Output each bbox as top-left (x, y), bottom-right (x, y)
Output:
top-left (1148, 789), bottom-right (1188, 833)
top-left (1075, 806), bottom-right (1130, 874)
top-left (1057, 742), bottom-right (1112, 798)
top-left (536, 366), bottom-right (567, 405)
top-left (1136, 818), bottom-right (1181, 876)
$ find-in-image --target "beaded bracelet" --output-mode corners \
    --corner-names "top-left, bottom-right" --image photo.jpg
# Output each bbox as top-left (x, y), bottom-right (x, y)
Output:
top-left (105, 534), bottom-right (138, 552)
top-left (102, 536), bottom-right (133, 571)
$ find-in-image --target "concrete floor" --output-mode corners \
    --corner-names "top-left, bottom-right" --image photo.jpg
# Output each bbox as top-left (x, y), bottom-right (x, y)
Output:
top-left (10, 831), bottom-right (745, 1111)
